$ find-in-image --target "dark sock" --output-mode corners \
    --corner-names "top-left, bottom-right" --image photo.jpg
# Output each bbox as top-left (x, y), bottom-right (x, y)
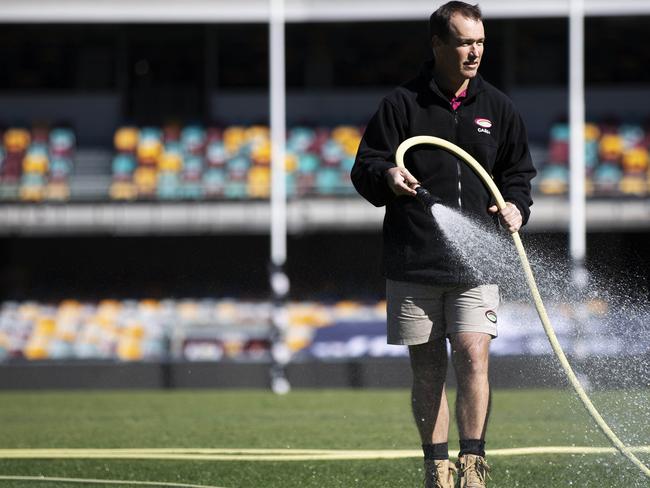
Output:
top-left (422, 442), bottom-right (449, 461)
top-left (459, 439), bottom-right (485, 457)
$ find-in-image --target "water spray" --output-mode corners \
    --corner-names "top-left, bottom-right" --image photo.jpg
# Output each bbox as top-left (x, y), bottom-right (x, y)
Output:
top-left (395, 135), bottom-right (650, 479)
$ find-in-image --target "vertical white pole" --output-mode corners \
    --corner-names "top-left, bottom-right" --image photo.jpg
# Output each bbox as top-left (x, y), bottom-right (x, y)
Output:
top-left (269, 0), bottom-right (291, 394)
top-left (569, 0), bottom-right (587, 287)
top-left (270, 0), bottom-right (287, 267)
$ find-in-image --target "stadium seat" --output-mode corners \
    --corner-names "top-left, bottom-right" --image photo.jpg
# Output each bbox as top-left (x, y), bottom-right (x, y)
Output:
top-left (599, 133), bottom-right (624, 162)
top-left (593, 163), bottom-right (623, 195)
top-left (49, 128), bottom-right (76, 156)
top-left (206, 141), bottom-right (228, 167)
top-left (619, 175), bottom-right (647, 196)
top-left (134, 167), bottom-right (158, 196)
top-left (112, 154), bottom-right (137, 178)
top-left (539, 164), bottom-right (569, 195)
top-left (136, 139), bottom-right (163, 166)
top-left (114, 127), bottom-right (139, 153)
top-left (622, 147), bottom-right (649, 174)
top-left (181, 125), bottom-right (206, 155)
top-left (202, 168), bottom-right (226, 197)
top-left (158, 151), bottom-right (183, 173)
top-left (247, 166), bottom-right (271, 198)
top-left (23, 144), bottom-right (49, 174)
top-left (4, 128), bottom-right (31, 153)
top-left (183, 155), bottom-right (204, 180)
top-left (109, 181), bottom-right (138, 200)
top-left (315, 167), bottom-right (342, 195)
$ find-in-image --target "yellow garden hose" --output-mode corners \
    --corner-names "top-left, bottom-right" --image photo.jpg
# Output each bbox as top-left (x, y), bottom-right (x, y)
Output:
top-left (395, 135), bottom-right (650, 479)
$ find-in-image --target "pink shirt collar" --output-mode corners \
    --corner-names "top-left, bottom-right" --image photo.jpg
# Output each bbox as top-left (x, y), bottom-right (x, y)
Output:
top-left (450, 89), bottom-right (467, 111)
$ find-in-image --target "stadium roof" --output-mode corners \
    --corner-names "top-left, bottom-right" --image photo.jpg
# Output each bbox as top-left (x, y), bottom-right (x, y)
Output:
top-left (1, 0), bottom-right (650, 23)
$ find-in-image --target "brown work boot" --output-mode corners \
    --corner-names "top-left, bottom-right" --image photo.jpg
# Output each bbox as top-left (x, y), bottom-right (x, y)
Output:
top-left (424, 459), bottom-right (457, 488)
top-left (455, 454), bottom-right (491, 488)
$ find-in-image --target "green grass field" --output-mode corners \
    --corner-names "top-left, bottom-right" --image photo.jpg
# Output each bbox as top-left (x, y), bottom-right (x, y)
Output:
top-left (0, 388), bottom-right (648, 487)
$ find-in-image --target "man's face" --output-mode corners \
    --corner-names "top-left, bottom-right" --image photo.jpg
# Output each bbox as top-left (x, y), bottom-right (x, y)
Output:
top-left (432, 13), bottom-right (485, 82)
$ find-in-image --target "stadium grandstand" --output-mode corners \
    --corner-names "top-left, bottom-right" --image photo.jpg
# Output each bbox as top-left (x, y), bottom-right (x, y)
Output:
top-left (0, 0), bottom-right (649, 388)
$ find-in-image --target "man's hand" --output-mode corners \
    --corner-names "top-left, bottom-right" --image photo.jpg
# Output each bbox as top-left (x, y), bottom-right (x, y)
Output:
top-left (488, 202), bottom-right (522, 233)
top-left (385, 167), bottom-right (419, 196)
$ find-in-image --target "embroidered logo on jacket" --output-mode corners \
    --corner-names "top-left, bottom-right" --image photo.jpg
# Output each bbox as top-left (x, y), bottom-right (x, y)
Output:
top-left (475, 118), bottom-right (492, 135)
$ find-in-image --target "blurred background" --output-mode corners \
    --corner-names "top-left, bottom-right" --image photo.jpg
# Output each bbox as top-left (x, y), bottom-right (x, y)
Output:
top-left (0, 0), bottom-right (648, 388)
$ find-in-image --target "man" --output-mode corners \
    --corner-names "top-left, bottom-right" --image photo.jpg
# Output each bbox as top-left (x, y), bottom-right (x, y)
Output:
top-left (351, 2), bottom-right (535, 487)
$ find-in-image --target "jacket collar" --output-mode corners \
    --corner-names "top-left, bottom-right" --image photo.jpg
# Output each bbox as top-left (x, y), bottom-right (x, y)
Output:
top-left (421, 58), bottom-right (485, 104)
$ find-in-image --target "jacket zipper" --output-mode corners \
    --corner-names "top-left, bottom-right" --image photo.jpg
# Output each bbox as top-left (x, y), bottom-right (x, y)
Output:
top-left (453, 112), bottom-right (462, 210)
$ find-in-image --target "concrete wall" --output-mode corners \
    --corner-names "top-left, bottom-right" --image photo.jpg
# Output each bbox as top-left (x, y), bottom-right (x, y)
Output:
top-left (1, 355), bottom-right (646, 390)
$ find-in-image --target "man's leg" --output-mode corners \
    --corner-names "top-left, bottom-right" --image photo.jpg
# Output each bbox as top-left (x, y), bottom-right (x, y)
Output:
top-left (409, 337), bottom-right (450, 445)
top-left (450, 332), bottom-right (491, 441)
top-left (410, 338), bottom-right (456, 488)
top-left (450, 332), bottom-right (492, 487)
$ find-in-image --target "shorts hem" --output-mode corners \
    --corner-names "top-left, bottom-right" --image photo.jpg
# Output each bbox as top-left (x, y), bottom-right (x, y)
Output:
top-left (387, 333), bottom-right (445, 346)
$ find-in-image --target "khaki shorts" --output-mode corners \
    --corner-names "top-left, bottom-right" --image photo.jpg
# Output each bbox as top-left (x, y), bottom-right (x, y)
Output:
top-left (386, 279), bottom-right (499, 346)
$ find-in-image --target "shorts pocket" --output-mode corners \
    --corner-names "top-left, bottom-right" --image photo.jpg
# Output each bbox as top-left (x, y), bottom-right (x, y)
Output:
top-left (480, 284), bottom-right (500, 310)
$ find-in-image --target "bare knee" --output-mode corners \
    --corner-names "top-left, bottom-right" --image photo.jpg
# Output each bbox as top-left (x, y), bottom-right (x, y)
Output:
top-left (409, 338), bottom-right (448, 385)
top-left (450, 333), bottom-right (490, 377)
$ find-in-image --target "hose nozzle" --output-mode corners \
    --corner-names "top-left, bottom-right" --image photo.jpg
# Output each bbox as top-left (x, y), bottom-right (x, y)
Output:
top-left (414, 186), bottom-right (441, 213)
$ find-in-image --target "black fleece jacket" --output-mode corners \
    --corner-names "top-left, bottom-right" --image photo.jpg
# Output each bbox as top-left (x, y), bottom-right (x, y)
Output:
top-left (351, 61), bottom-right (536, 285)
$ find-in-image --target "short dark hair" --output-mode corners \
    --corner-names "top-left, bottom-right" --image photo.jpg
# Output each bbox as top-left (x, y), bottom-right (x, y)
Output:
top-left (429, 2), bottom-right (482, 40)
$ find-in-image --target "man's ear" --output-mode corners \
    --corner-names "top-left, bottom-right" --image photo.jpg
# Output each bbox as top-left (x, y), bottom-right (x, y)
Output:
top-left (431, 35), bottom-right (444, 54)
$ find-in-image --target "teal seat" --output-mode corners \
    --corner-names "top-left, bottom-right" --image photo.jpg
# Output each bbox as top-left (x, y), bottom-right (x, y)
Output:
top-left (182, 181), bottom-right (203, 199)
top-left (21, 173), bottom-right (46, 186)
top-left (287, 127), bottom-right (316, 153)
top-left (227, 156), bottom-right (251, 179)
top-left (183, 155), bottom-right (204, 174)
top-left (224, 181), bottom-right (247, 199)
top-left (112, 154), bottom-right (136, 176)
top-left (321, 140), bottom-right (344, 165)
top-left (206, 141), bottom-right (228, 166)
top-left (49, 128), bottom-right (76, 153)
top-left (550, 124), bottom-right (569, 142)
top-left (50, 157), bottom-right (72, 177)
top-left (593, 163), bottom-right (622, 185)
top-left (619, 124), bottom-right (644, 148)
top-left (297, 153), bottom-right (320, 173)
top-left (164, 141), bottom-right (183, 155)
top-left (203, 168), bottom-right (226, 185)
top-left (140, 127), bottom-right (162, 142)
top-left (315, 167), bottom-right (341, 195)
top-left (585, 141), bottom-right (598, 171)
top-left (181, 125), bottom-right (206, 153)
top-left (340, 156), bottom-right (355, 172)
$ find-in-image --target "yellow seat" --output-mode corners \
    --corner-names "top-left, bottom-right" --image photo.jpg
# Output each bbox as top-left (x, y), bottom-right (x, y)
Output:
top-left (584, 123), bottom-right (600, 142)
top-left (35, 317), bottom-right (57, 336)
top-left (114, 127), bottom-right (139, 153)
top-left (4, 128), bottom-right (31, 152)
top-left (19, 185), bottom-right (45, 202)
top-left (223, 126), bottom-right (246, 155)
top-left (117, 337), bottom-right (143, 361)
top-left (45, 183), bottom-right (70, 201)
top-left (599, 134), bottom-right (623, 161)
top-left (24, 336), bottom-right (49, 360)
top-left (158, 152), bottom-right (183, 172)
top-left (134, 167), bottom-right (158, 193)
top-left (136, 140), bottom-right (163, 165)
top-left (622, 147), bottom-right (649, 174)
top-left (23, 153), bottom-right (49, 173)
top-left (619, 175), bottom-right (646, 196)
top-left (109, 181), bottom-right (138, 200)
top-left (251, 140), bottom-right (271, 165)
top-left (247, 166), bottom-right (271, 198)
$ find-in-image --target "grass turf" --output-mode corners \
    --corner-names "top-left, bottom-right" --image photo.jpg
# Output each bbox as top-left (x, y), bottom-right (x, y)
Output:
top-left (0, 388), bottom-right (648, 487)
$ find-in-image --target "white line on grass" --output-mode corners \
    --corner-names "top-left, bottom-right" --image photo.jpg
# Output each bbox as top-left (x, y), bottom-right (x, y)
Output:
top-left (0, 476), bottom-right (226, 488)
top-left (0, 446), bottom-right (648, 461)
